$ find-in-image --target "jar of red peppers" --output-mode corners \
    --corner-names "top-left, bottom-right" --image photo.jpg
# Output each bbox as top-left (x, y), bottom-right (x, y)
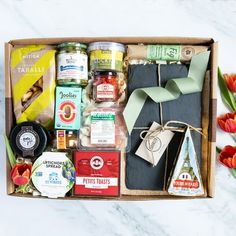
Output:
top-left (93, 71), bottom-right (118, 102)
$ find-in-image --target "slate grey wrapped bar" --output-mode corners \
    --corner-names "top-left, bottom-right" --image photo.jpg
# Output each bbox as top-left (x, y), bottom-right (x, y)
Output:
top-left (126, 64), bottom-right (202, 190)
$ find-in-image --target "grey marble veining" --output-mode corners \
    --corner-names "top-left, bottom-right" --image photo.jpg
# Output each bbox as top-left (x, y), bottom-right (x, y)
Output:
top-left (1, 0), bottom-right (236, 235)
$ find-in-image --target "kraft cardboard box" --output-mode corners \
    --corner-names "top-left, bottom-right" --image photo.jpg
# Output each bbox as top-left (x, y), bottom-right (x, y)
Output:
top-left (5, 37), bottom-right (217, 200)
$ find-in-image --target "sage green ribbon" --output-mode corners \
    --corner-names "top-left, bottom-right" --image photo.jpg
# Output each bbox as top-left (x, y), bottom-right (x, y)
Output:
top-left (123, 51), bottom-right (210, 134)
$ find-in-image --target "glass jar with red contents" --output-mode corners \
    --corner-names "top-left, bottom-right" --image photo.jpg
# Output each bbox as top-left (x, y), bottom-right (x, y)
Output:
top-left (93, 71), bottom-right (118, 102)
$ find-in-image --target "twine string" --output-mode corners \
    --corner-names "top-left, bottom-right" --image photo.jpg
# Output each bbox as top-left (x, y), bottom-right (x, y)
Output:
top-left (139, 120), bottom-right (205, 167)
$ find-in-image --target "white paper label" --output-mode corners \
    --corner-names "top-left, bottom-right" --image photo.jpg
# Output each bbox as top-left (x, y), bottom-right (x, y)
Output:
top-left (90, 111), bottom-right (115, 145)
top-left (57, 52), bottom-right (88, 80)
top-left (19, 132), bottom-right (37, 149)
top-left (96, 84), bottom-right (114, 99)
top-left (76, 177), bottom-right (118, 189)
top-left (135, 122), bottom-right (174, 166)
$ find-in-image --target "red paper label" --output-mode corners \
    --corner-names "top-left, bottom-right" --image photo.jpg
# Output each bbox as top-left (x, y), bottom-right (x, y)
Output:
top-left (173, 180), bottom-right (199, 189)
top-left (74, 151), bottom-right (120, 196)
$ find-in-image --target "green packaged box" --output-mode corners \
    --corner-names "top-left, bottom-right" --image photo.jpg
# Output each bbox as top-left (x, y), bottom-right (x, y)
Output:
top-left (54, 86), bottom-right (82, 130)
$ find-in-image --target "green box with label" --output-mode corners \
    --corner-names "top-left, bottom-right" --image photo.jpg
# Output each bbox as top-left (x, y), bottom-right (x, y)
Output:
top-left (54, 86), bottom-right (82, 130)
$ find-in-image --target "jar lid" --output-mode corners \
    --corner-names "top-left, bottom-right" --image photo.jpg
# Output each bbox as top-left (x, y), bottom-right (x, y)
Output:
top-left (88, 42), bottom-right (125, 53)
top-left (10, 122), bottom-right (48, 158)
top-left (94, 70), bottom-right (117, 77)
top-left (58, 42), bottom-right (87, 50)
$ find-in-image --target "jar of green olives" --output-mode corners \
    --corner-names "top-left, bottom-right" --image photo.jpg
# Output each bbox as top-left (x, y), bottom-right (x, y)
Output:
top-left (57, 42), bottom-right (88, 87)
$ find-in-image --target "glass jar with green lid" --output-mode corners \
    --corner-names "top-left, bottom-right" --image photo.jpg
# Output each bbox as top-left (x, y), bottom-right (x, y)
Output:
top-left (57, 42), bottom-right (88, 87)
top-left (88, 42), bottom-right (125, 72)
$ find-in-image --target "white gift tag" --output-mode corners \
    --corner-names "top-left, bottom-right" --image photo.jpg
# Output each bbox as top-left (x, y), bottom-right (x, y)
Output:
top-left (135, 122), bottom-right (174, 166)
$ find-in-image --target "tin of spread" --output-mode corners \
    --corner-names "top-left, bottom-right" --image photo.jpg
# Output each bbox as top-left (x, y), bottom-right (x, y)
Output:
top-left (74, 150), bottom-right (120, 196)
top-left (88, 42), bottom-right (125, 72)
top-left (31, 152), bottom-right (75, 198)
top-left (10, 122), bottom-right (48, 158)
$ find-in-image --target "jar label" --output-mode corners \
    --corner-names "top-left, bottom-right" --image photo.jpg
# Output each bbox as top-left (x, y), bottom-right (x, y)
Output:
top-left (90, 111), bottom-right (115, 145)
top-left (89, 50), bottom-right (123, 71)
top-left (96, 84), bottom-right (114, 99)
top-left (57, 52), bottom-right (88, 80)
top-left (56, 130), bottom-right (66, 150)
top-left (19, 131), bottom-right (37, 149)
top-left (16, 127), bottom-right (40, 157)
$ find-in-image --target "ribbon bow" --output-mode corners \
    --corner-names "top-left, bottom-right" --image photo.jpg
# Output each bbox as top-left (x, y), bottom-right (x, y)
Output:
top-left (123, 51), bottom-right (210, 134)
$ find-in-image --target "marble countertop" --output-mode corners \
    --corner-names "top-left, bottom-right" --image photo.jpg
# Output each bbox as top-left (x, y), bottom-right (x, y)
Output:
top-left (0, 0), bottom-right (236, 235)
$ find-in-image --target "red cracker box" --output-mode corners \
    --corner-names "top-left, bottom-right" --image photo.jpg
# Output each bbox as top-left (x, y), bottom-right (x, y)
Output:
top-left (74, 151), bottom-right (120, 197)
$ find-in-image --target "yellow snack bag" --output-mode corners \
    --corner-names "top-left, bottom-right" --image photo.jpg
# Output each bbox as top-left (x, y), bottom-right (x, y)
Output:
top-left (11, 45), bottom-right (56, 129)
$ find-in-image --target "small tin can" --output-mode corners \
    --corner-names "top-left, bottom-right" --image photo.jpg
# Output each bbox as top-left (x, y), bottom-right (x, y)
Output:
top-left (10, 122), bottom-right (48, 158)
top-left (31, 152), bottom-right (75, 198)
top-left (57, 42), bottom-right (88, 87)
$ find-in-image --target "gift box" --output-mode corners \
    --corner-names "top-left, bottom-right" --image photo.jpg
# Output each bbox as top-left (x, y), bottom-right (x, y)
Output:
top-left (5, 37), bottom-right (217, 200)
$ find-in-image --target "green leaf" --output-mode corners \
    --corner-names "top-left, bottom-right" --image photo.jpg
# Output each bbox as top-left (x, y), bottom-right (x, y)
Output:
top-left (218, 67), bottom-right (236, 111)
top-left (216, 146), bottom-right (222, 154)
top-left (3, 134), bottom-right (16, 168)
top-left (230, 168), bottom-right (236, 179)
top-left (31, 163), bottom-right (43, 176)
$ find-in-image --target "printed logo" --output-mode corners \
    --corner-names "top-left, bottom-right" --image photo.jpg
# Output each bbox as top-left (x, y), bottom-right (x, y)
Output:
top-left (19, 132), bottom-right (36, 149)
top-left (90, 156), bottom-right (104, 170)
top-left (181, 47), bottom-right (195, 60)
top-left (59, 101), bottom-right (76, 123)
top-left (145, 136), bottom-right (162, 152)
top-left (45, 172), bottom-right (62, 185)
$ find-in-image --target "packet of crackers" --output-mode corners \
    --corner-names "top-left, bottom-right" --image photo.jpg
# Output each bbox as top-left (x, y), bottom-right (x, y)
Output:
top-left (11, 45), bottom-right (56, 129)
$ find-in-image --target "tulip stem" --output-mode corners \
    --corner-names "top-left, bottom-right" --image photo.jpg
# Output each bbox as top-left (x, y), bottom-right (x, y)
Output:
top-left (15, 183), bottom-right (34, 194)
top-left (230, 133), bottom-right (236, 142)
top-left (3, 134), bottom-right (16, 168)
top-left (230, 169), bottom-right (236, 179)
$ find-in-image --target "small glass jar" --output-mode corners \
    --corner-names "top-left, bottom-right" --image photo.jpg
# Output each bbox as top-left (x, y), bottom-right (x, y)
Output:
top-left (88, 42), bottom-right (125, 72)
top-left (57, 42), bottom-right (88, 87)
top-left (67, 131), bottom-right (78, 148)
top-left (52, 130), bottom-right (78, 150)
top-left (93, 71), bottom-right (119, 102)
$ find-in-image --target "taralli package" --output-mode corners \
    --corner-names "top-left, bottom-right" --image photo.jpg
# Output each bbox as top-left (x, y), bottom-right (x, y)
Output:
top-left (10, 45), bottom-right (56, 129)
top-left (126, 44), bottom-right (209, 61)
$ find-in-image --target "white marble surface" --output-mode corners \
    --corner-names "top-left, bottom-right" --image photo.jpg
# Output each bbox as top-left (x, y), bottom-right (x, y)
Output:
top-left (0, 0), bottom-right (236, 235)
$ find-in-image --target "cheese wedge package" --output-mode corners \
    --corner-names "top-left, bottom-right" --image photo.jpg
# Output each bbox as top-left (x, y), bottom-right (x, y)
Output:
top-left (167, 127), bottom-right (204, 197)
top-left (10, 45), bottom-right (56, 129)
